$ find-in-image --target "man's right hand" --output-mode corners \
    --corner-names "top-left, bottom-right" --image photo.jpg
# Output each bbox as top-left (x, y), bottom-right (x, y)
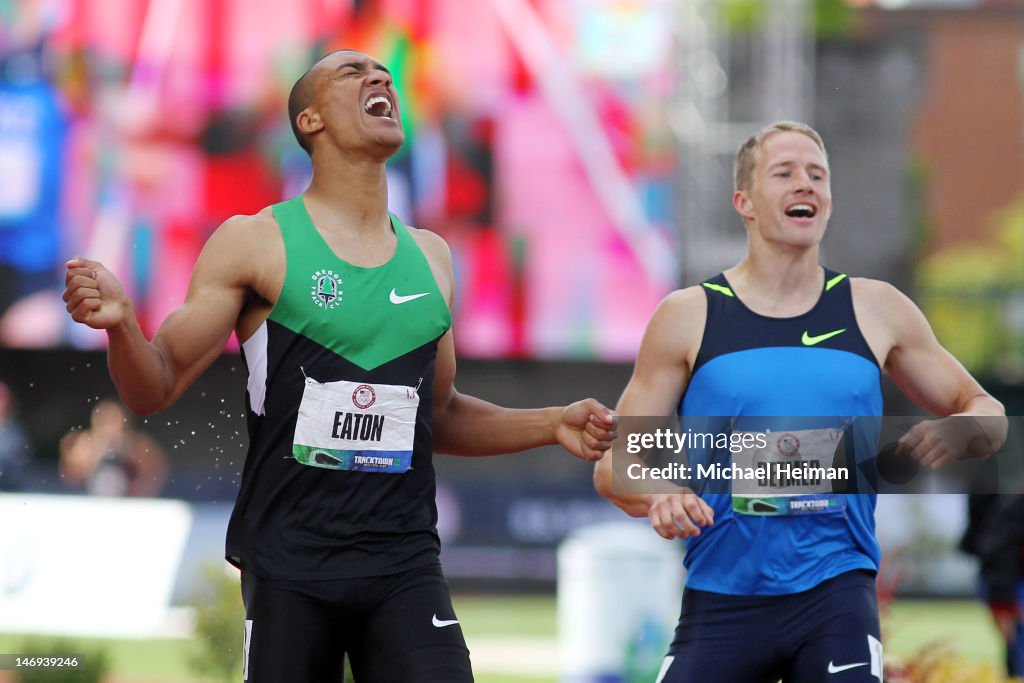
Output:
top-left (63, 257), bottom-right (131, 329)
top-left (649, 489), bottom-right (715, 540)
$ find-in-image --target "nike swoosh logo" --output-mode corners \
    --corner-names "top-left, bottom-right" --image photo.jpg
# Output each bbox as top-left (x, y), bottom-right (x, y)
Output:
top-left (431, 614), bottom-right (459, 628)
top-left (802, 328), bottom-right (847, 346)
top-left (390, 289), bottom-right (431, 305)
top-left (828, 661), bottom-right (868, 674)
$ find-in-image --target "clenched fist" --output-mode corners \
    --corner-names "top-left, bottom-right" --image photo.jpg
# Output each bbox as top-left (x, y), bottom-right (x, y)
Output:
top-left (63, 257), bottom-right (131, 329)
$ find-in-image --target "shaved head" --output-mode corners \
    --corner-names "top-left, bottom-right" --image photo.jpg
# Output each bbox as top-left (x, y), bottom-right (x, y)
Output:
top-left (287, 50), bottom-right (359, 156)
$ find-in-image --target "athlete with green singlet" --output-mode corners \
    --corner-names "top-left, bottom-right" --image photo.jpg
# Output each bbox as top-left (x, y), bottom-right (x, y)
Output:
top-left (63, 49), bottom-right (618, 682)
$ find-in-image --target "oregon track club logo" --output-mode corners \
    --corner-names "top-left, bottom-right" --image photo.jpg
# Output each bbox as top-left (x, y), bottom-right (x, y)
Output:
top-left (352, 384), bottom-right (376, 409)
top-left (776, 433), bottom-right (801, 457)
top-left (311, 269), bottom-right (343, 309)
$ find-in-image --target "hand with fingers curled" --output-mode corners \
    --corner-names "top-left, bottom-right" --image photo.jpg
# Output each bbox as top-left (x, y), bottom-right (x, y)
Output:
top-left (895, 416), bottom-right (994, 470)
top-left (556, 399), bottom-right (619, 462)
top-left (648, 488), bottom-right (715, 540)
top-left (63, 257), bottom-right (131, 329)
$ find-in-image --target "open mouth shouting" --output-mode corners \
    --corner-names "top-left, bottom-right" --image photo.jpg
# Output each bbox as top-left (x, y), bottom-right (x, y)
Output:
top-left (363, 93), bottom-right (394, 119)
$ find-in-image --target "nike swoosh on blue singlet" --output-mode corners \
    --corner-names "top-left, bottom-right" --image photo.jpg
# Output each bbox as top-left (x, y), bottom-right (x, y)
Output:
top-left (680, 270), bottom-right (883, 596)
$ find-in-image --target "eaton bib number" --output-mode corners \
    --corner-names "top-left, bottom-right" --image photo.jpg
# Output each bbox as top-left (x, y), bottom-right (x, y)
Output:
top-left (293, 377), bottom-right (419, 473)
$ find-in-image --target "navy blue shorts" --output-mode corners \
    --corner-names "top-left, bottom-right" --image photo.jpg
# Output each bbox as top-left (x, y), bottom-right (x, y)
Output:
top-left (657, 570), bottom-right (882, 683)
top-left (240, 563), bottom-right (473, 682)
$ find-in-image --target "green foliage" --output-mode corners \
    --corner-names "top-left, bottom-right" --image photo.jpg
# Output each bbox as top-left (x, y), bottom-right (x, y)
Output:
top-left (918, 197), bottom-right (1024, 378)
top-left (812, 0), bottom-right (858, 40)
top-left (15, 638), bottom-right (109, 683)
top-left (907, 156), bottom-right (933, 255)
top-left (721, 0), bottom-right (766, 34)
top-left (188, 563), bottom-right (245, 683)
top-left (718, 0), bottom-right (857, 39)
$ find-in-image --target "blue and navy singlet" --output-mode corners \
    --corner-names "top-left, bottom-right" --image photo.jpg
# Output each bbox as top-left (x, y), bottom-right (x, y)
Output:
top-left (680, 268), bottom-right (883, 595)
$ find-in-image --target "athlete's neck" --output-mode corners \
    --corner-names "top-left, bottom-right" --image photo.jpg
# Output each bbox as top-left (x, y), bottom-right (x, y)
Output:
top-left (726, 249), bottom-right (824, 317)
top-left (304, 154), bottom-right (391, 237)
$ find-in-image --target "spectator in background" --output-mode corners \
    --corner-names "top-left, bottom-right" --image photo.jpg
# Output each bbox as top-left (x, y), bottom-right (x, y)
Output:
top-left (59, 399), bottom-right (167, 497)
top-left (0, 381), bottom-right (31, 490)
top-left (961, 494), bottom-right (1024, 678)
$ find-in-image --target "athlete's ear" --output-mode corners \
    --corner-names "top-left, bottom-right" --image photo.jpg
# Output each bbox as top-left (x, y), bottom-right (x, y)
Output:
top-left (732, 189), bottom-right (755, 221)
top-left (297, 108), bottom-right (324, 136)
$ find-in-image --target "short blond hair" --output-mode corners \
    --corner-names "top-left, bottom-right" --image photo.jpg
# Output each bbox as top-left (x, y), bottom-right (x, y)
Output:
top-left (734, 121), bottom-right (827, 192)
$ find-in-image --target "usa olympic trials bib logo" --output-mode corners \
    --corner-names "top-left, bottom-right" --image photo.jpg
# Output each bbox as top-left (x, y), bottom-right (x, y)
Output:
top-left (311, 269), bottom-right (343, 310)
top-left (352, 384), bottom-right (376, 409)
top-left (776, 432), bottom-right (801, 457)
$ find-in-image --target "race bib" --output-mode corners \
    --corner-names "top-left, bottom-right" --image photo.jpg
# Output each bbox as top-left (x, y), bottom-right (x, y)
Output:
top-left (292, 377), bottom-right (419, 474)
top-left (730, 426), bottom-right (849, 516)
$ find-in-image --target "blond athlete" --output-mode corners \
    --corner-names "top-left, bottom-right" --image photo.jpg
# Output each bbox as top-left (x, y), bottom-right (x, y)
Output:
top-left (595, 122), bottom-right (1006, 683)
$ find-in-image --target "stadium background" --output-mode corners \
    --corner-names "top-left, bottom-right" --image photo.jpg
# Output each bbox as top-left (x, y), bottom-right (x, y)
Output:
top-left (0, 0), bottom-right (1022, 681)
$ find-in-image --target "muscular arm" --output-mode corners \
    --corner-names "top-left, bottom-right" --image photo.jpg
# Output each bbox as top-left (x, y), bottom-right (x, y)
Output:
top-left (593, 287), bottom-right (714, 535)
top-left (431, 331), bottom-right (611, 457)
top-left (411, 229), bottom-right (616, 461)
top-left (64, 214), bottom-right (270, 415)
top-left (856, 279), bottom-right (1007, 460)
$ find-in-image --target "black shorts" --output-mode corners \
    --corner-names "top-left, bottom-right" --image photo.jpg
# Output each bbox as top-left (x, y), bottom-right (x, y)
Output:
top-left (657, 570), bottom-right (882, 683)
top-left (241, 563), bottom-right (473, 682)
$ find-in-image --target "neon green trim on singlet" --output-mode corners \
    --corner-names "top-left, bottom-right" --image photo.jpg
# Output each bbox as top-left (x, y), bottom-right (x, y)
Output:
top-left (825, 273), bottom-right (848, 291)
top-left (268, 196), bottom-right (452, 371)
top-left (703, 282), bottom-right (735, 297)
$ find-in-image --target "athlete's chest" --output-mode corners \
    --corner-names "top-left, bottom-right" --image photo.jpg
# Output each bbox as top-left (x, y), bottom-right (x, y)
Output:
top-left (293, 263), bottom-right (442, 325)
top-left (685, 346), bottom-right (882, 416)
top-left (272, 255), bottom-right (451, 372)
top-left (687, 277), bottom-right (883, 416)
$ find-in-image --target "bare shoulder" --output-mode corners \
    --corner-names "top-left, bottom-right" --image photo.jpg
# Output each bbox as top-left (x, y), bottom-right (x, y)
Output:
top-left (617, 284), bottom-right (704, 415)
top-left (850, 277), bottom-right (920, 320)
top-left (405, 224), bottom-right (452, 263)
top-left (404, 224), bottom-right (454, 302)
top-left (661, 284), bottom-right (707, 315)
top-left (641, 285), bottom-right (707, 365)
top-left (651, 285), bottom-right (707, 332)
top-left (850, 276), bottom-right (903, 300)
top-left (212, 207), bottom-right (280, 244)
top-left (850, 277), bottom-right (935, 365)
top-left (193, 208), bottom-right (284, 292)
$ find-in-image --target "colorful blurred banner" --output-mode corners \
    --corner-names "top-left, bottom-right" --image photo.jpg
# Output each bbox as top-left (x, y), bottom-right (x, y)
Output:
top-left (0, 0), bottom-right (677, 359)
